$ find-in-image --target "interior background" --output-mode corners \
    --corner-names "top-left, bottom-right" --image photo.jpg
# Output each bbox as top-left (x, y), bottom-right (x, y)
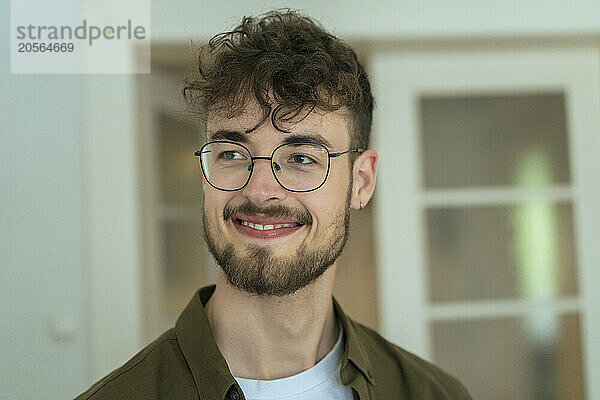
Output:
top-left (2, 1), bottom-right (600, 399)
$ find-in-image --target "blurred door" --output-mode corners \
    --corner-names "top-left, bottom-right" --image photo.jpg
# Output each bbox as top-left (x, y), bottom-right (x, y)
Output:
top-left (137, 71), bottom-right (216, 343)
top-left (372, 46), bottom-right (600, 400)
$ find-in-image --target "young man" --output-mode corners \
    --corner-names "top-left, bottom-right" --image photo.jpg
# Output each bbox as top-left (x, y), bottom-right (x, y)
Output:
top-left (75, 10), bottom-right (472, 400)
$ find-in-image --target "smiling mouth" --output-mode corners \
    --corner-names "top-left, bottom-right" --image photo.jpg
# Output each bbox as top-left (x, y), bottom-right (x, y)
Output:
top-left (232, 218), bottom-right (303, 231)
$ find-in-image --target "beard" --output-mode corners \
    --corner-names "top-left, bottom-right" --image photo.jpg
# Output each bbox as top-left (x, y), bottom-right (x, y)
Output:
top-left (202, 182), bottom-right (353, 297)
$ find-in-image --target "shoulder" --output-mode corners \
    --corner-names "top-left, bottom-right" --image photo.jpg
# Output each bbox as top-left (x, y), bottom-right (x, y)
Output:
top-left (350, 319), bottom-right (473, 399)
top-left (73, 329), bottom-right (198, 400)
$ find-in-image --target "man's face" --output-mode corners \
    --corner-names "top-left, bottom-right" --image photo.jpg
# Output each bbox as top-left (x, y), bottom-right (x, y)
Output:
top-left (201, 104), bottom-right (354, 297)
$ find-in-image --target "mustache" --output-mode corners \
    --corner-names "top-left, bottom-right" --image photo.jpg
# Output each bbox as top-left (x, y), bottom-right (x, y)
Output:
top-left (223, 201), bottom-right (313, 226)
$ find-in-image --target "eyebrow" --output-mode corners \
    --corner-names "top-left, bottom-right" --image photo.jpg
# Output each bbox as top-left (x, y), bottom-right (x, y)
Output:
top-left (208, 129), bottom-right (334, 149)
top-left (208, 129), bottom-right (249, 143)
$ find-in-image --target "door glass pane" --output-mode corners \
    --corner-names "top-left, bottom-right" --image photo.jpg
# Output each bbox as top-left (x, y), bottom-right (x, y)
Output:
top-left (426, 203), bottom-right (578, 302)
top-left (158, 112), bottom-right (204, 206)
top-left (432, 313), bottom-right (584, 400)
top-left (420, 93), bottom-right (570, 188)
top-left (162, 221), bottom-right (210, 313)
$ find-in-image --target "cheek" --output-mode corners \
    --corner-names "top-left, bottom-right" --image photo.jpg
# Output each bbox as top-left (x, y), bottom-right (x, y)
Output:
top-left (305, 174), bottom-right (350, 228)
top-left (321, 164), bottom-right (352, 199)
top-left (203, 190), bottom-right (231, 222)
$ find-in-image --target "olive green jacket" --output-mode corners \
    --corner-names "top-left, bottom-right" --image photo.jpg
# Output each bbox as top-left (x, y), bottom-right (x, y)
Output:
top-left (74, 284), bottom-right (472, 400)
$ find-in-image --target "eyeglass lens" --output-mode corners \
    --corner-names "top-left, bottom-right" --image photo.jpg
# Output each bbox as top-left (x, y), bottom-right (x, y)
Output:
top-left (199, 142), bottom-right (330, 191)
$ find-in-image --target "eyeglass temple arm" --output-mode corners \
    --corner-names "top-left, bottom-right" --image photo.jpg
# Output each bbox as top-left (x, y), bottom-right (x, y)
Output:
top-left (329, 148), bottom-right (364, 158)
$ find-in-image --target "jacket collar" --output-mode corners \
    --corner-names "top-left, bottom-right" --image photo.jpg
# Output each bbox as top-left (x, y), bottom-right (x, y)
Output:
top-left (333, 295), bottom-right (375, 386)
top-left (175, 284), bottom-right (375, 399)
top-left (175, 285), bottom-right (236, 400)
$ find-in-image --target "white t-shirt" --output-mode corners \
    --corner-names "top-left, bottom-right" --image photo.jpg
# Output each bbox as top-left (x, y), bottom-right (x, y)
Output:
top-left (233, 320), bottom-right (354, 400)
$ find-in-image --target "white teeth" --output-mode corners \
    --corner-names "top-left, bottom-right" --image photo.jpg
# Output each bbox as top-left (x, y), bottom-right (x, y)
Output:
top-left (239, 220), bottom-right (297, 230)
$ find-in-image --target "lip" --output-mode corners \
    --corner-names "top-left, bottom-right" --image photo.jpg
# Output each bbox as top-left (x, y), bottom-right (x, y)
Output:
top-left (232, 213), bottom-right (302, 225)
top-left (231, 218), bottom-right (304, 240)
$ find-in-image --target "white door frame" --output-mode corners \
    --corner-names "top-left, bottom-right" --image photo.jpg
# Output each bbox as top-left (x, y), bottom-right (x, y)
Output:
top-left (371, 45), bottom-right (600, 398)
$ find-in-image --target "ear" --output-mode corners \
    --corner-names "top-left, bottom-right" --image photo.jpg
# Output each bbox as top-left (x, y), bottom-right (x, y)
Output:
top-left (351, 149), bottom-right (378, 210)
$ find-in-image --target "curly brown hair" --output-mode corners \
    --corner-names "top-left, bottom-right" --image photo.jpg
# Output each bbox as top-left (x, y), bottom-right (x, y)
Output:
top-left (182, 9), bottom-right (374, 155)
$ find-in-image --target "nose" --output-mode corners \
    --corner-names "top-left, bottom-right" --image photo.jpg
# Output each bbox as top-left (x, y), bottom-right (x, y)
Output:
top-left (241, 158), bottom-right (288, 204)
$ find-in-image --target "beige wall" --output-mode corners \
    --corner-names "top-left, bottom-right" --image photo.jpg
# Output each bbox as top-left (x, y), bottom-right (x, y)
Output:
top-left (333, 205), bottom-right (379, 331)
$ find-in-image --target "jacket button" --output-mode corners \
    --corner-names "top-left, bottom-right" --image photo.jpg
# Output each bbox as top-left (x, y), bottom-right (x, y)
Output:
top-left (229, 388), bottom-right (240, 400)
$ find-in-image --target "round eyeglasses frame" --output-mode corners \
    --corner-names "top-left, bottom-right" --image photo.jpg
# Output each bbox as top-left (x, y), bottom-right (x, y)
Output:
top-left (194, 140), bottom-right (364, 193)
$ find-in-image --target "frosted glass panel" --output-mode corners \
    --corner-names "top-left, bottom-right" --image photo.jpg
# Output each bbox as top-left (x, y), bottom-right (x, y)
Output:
top-left (159, 112), bottom-right (204, 206)
top-left (432, 314), bottom-right (584, 400)
top-left (162, 221), bottom-right (211, 313)
top-left (420, 93), bottom-right (570, 188)
top-left (426, 203), bottom-right (577, 302)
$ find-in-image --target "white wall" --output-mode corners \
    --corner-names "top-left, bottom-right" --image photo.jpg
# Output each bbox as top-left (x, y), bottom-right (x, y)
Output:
top-left (151, 0), bottom-right (600, 40)
top-left (1, 2), bottom-right (88, 398)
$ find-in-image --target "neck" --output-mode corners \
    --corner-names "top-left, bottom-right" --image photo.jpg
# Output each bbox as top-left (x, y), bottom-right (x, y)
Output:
top-left (205, 265), bottom-right (340, 380)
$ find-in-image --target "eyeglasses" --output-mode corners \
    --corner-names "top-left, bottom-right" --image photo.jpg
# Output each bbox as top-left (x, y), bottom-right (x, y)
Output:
top-left (194, 140), bottom-right (363, 192)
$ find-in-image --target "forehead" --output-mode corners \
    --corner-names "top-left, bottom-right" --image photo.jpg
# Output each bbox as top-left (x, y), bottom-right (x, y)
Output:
top-left (205, 103), bottom-right (352, 149)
